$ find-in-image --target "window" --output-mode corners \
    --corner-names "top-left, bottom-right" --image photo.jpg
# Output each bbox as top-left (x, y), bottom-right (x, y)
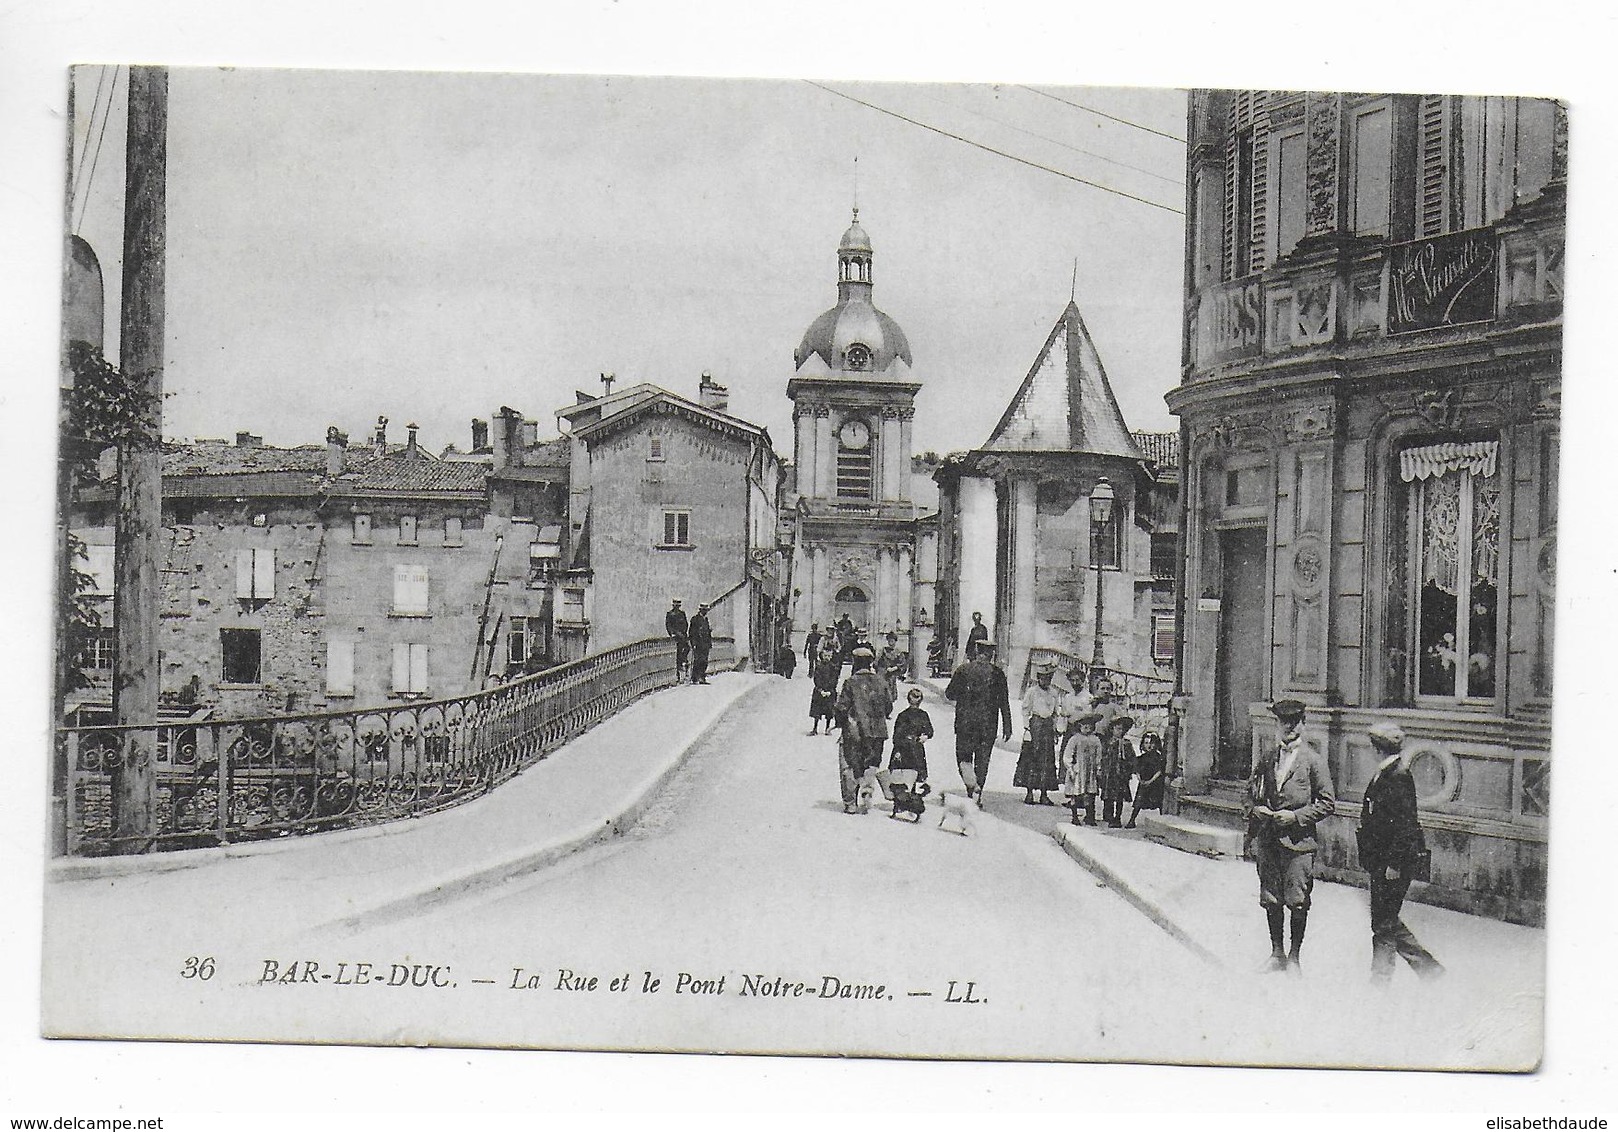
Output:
top-left (660, 509), bottom-right (691, 548)
top-left (84, 626), bottom-right (115, 671)
top-left (221, 628), bottom-right (262, 684)
top-left (530, 524), bottom-right (562, 584)
top-left (1150, 533), bottom-right (1178, 580)
top-left (647, 435), bottom-right (665, 461)
top-left (444, 516), bottom-right (463, 547)
top-left (392, 564), bottom-right (430, 615)
top-left (399, 515), bottom-right (418, 545)
top-left (560, 587), bottom-right (586, 624)
top-left (353, 514), bottom-right (372, 544)
top-left (1225, 465), bottom-right (1267, 508)
top-left (326, 639), bottom-right (355, 696)
top-left (1231, 129), bottom-right (1256, 278)
top-left (508, 616), bottom-right (538, 669)
top-left (1458, 96), bottom-right (1558, 230)
top-left (1271, 126), bottom-right (1307, 259)
top-left (391, 642), bottom-right (428, 696)
top-left (1152, 614), bottom-right (1177, 664)
top-left (82, 544), bottom-right (115, 595)
top-left (1350, 102), bottom-right (1393, 236)
top-left (234, 548), bottom-right (275, 601)
top-left (846, 343), bottom-right (871, 371)
top-left (1403, 441), bottom-right (1501, 700)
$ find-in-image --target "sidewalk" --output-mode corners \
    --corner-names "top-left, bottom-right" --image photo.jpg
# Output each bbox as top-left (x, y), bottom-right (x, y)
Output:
top-left (914, 674), bottom-right (1544, 990)
top-left (45, 672), bottom-right (773, 951)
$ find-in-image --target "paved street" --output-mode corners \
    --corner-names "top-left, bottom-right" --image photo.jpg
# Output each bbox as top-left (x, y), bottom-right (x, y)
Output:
top-left (44, 673), bottom-right (1541, 1068)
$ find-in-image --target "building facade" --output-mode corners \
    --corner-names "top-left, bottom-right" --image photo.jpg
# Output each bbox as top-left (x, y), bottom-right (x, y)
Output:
top-left (556, 377), bottom-right (785, 668)
top-left (1169, 89), bottom-right (1564, 923)
top-left (786, 213), bottom-right (924, 664)
top-left (932, 301), bottom-right (1178, 691)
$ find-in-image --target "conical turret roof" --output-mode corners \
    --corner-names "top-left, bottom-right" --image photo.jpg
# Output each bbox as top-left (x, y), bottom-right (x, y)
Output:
top-left (982, 300), bottom-right (1142, 460)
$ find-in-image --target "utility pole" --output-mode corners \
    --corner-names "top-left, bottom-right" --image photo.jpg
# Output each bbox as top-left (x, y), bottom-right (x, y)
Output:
top-left (111, 66), bottom-right (166, 847)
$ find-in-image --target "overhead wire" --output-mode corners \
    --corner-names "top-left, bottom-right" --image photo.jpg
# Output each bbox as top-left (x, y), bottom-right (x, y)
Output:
top-left (803, 80), bottom-right (1183, 216)
top-left (912, 86), bottom-right (1183, 188)
top-left (69, 66), bottom-right (111, 222)
top-left (1018, 85), bottom-right (1186, 144)
top-left (74, 64), bottom-right (121, 236)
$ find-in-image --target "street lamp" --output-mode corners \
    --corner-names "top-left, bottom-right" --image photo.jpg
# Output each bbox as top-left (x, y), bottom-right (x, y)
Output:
top-left (1088, 476), bottom-right (1115, 678)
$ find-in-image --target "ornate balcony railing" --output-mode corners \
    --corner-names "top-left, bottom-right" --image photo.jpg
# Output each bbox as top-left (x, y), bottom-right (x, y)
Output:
top-left (58, 635), bottom-right (733, 857)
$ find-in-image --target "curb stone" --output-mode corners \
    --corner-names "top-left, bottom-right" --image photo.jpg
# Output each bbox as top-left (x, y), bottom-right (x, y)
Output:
top-left (1050, 824), bottom-right (1224, 967)
top-left (322, 676), bottom-right (774, 934)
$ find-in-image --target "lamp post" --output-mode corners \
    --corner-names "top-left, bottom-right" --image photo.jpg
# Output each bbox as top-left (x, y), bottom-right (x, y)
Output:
top-left (1088, 477), bottom-right (1115, 681)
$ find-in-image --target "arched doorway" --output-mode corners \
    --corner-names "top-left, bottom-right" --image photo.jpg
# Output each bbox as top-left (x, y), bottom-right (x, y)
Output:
top-left (833, 584), bottom-right (870, 633)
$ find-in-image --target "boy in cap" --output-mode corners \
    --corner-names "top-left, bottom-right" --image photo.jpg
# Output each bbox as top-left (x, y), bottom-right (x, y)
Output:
top-left (1247, 698), bottom-right (1336, 974)
top-left (1358, 721), bottom-right (1444, 983)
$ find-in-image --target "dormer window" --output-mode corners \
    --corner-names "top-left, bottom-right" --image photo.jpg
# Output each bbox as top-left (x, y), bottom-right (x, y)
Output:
top-left (846, 343), bottom-right (872, 371)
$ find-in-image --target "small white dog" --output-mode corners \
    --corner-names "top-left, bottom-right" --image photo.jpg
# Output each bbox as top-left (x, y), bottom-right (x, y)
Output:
top-left (937, 790), bottom-right (978, 837)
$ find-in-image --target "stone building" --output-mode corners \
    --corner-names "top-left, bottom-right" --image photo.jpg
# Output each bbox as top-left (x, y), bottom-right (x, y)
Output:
top-left (556, 376), bottom-right (785, 668)
top-left (932, 300), bottom-right (1179, 689)
top-left (1169, 89), bottom-right (1564, 923)
top-left (68, 418), bottom-right (549, 718)
top-left (785, 213), bottom-right (925, 664)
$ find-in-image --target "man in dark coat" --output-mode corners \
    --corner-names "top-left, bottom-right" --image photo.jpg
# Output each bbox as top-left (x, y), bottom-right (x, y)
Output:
top-left (804, 623), bottom-right (823, 666)
top-left (665, 599), bottom-right (690, 680)
top-left (835, 645), bottom-right (894, 813)
top-left (1247, 698), bottom-right (1336, 974)
top-left (834, 613), bottom-right (855, 663)
top-left (966, 611), bottom-right (989, 659)
top-left (1358, 721), bottom-right (1444, 983)
top-left (688, 602), bottom-right (713, 685)
top-left (945, 639), bottom-right (1012, 800)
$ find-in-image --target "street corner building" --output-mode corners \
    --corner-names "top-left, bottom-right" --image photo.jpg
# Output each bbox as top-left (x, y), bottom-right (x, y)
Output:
top-left (932, 299), bottom-right (1180, 698)
top-left (1169, 90), bottom-right (1564, 924)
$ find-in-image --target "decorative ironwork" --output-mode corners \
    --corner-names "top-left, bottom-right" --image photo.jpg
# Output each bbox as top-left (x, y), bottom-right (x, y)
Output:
top-left (59, 636), bottom-right (724, 857)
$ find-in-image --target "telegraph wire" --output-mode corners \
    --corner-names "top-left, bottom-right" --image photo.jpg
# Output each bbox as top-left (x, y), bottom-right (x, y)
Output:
top-left (69, 65), bottom-right (111, 222)
top-left (1018, 85), bottom-right (1186, 144)
top-left (804, 80), bottom-right (1183, 216)
top-left (915, 87), bottom-right (1183, 188)
top-left (74, 64), bottom-right (121, 236)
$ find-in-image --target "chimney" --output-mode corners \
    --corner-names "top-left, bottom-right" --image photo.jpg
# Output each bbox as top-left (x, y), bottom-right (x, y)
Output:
top-left (521, 420), bottom-right (537, 448)
top-left (373, 415), bottom-right (388, 459)
top-left (494, 406), bottom-right (523, 470)
top-left (235, 430), bottom-right (261, 448)
top-left (698, 371), bottom-right (729, 414)
top-left (600, 371), bottom-right (616, 396)
top-left (406, 422), bottom-right (420, 456)
top-left (325, 426), bottom-right (348, 476)
top-left (471, 418), bottom-right (489, 452)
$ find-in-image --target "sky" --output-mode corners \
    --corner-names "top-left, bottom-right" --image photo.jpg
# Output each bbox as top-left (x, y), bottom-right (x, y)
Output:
top-left (67, 68), bottom-right (1187, 457)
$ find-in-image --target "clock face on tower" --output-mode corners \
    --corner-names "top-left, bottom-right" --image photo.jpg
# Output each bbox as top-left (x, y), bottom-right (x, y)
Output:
top-left (838, 418), bottom-right (870, 450)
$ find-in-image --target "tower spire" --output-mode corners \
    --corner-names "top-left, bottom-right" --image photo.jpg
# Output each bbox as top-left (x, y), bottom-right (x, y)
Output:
top-left (852, 154), bottom-right (859, 223)
top-left (1071, 257), bottom-right (1078, 303)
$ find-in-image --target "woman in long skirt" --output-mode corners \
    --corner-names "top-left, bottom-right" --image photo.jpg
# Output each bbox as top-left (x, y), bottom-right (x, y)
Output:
top-left (1014, 663), bottom-right (1063, 805)
top-left (808, 647), bottom-right (840, 734)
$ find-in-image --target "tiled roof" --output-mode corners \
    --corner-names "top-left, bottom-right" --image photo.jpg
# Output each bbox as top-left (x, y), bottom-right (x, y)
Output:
top-left (342, 454), bottom-right (488, 494)
top-left (982, 301), bottom-right (1143, 461)
top-left (1131, 430), bottom-right (1180, 469)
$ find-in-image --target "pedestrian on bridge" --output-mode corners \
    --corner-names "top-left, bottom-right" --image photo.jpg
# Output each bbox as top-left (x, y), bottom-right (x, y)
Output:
top-left (666, 598), bottom-right (689, 681)
top-left (689, 602), bottom-right (713, 685)
top-left (945, 639), bottom-right (1012, 801)
top-left (836, 645), bottom-right (894, 814)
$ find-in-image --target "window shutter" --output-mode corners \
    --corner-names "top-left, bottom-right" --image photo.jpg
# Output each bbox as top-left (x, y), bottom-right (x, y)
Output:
top-left (236, 549), bottom-right (254, 599)
top-left (1153, 615), bottom-right (1177, 663)
top-left (253, 548), bottom-right (275, 599)
top-left (354, 514), bottom-right (371, 543)
top-left (445, 516), bottom-right (463, 545)
top-left (1249, 103), bottom-right (1270, 274)
top-left (326, 639), bottom-right (354, 695)
top-left (677, 512), bottom-right (689, 545)
top-left (410, 644), bottom-right (429, 694)
top-left (393, 565), bottom-right (429, 614)
top-left (663, 511), bottom-right (677, 545)
top-left (392, 643), bottom-right (410, 692)
top-left (1418, 94), bottom-right (1451, 237)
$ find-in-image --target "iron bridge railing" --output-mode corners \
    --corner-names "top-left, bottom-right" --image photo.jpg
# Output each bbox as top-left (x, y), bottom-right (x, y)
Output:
top-left (58, 635), bottom-right (733, 857)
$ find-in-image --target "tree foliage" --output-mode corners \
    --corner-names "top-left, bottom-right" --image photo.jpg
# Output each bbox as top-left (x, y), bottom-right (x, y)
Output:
top-left (58, 341), bottom-right (160, 698)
